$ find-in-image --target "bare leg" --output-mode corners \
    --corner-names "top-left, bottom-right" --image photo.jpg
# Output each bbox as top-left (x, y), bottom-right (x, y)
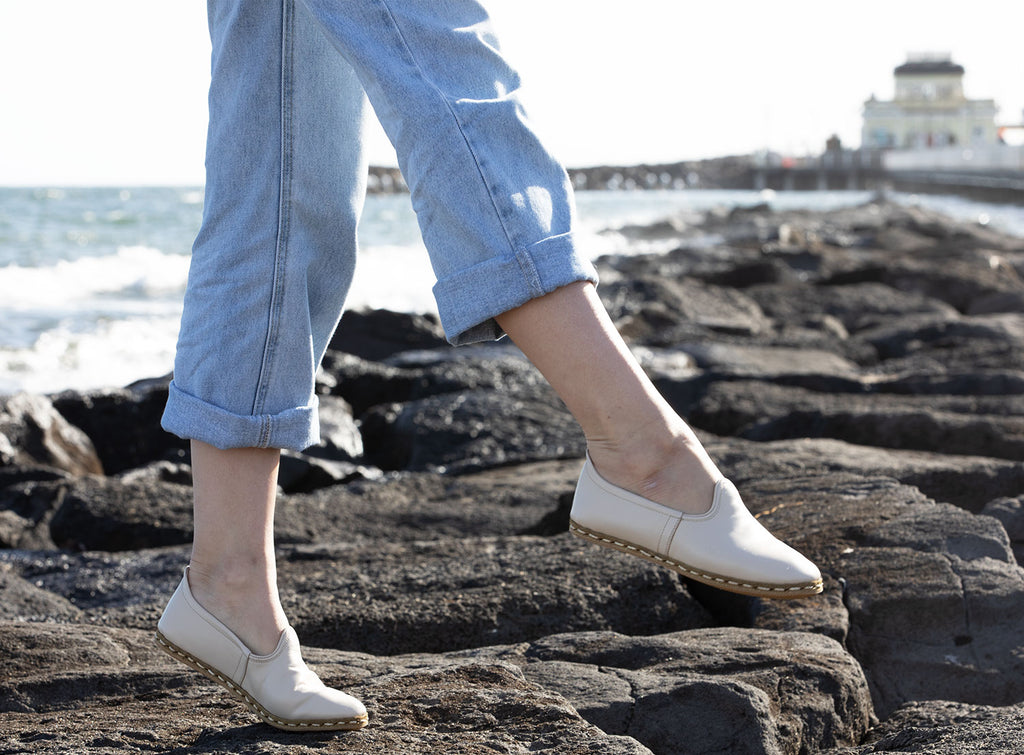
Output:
top-left (495, 281), bottom-right (719, 515)
top-left (186, 440), bottom-right (288, 655)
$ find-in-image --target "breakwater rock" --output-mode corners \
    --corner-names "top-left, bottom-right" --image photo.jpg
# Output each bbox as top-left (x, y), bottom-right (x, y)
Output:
top-left (2, 198), bottom-right (1024, 753)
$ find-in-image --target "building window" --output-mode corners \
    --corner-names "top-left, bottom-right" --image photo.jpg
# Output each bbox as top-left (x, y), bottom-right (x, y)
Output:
top-left (869, 128), bottom-right (894, 148)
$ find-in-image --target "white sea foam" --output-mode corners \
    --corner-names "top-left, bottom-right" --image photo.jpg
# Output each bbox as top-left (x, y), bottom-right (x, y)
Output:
top-left (347, 242), bottom-right (438, 315)
top-left (0, 315), bottom-right (182, 394)
top-left (0, 245), bottom-right (190, 308)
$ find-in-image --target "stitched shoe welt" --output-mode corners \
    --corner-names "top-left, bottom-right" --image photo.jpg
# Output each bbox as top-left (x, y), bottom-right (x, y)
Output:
top-left (155, 567), bottom-right (368, 730)
top-left (569, 455), bottom-right (823, 598)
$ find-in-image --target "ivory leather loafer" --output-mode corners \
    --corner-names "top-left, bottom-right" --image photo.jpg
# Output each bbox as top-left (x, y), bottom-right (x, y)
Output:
top-left (569, 455), bottom-right (823, 598)
top-left (156, 568), bottom-right (368, 731)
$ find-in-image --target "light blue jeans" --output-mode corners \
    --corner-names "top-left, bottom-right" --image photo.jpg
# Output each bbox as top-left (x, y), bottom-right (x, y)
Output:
top-left (162, 0), bottom-right (598, 452)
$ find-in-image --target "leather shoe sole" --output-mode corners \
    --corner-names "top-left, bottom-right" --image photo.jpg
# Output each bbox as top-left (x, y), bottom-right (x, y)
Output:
top-left (569, 519), bottom-right (822, 598)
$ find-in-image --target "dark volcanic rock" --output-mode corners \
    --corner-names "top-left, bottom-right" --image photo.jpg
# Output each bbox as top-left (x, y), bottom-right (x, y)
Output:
top-left (677, 341), bottom-right (861, 380)
top-left (850, 699), bottom-right (1024, 754)
top-left (709, 436), bottom-right (1024, 513)
top-left (48, 476), bottom-right (194, 552)
top-left (841, 547), bottom-right (1024, 719)
top-left (0, 478), bottom-right (66, 550)
top-left (599, 277), bottom-right (770, 343)
top-left (513, 628), bottom-right (873, 755)
top-left (982, 495), bottom-right (1024, 563)
top-left (1, 472), bottom-right (195, 554)
top-left (279, 534), bottom-right (713, 655)
top-left (0, 548), bottom-right (185, 628)
top-left (321, 347), bottom-right (542, 418)
top-left (740, 474), bottom-right (1024, 719)
top-left (360, 388), bottom-right (583, 472)
top-left (308, 394), bottom-right (363, 460)
top-left (0, 393), bottom-right (103, 476)
top-left (1, 460), bottom-right (580, 554)
top-left (691, 380), bottom-right (1024, 461)
top-left (595, 244), bottom-right (762, 288)
top-left (327, 308), bottom-right (448, 361)
top-left (748, 576), bottom-right (850, 643)
top-left (319, 351), bottom-right (419, 415)
top-left (874, 369), bottom-right (1024, 397)
top-left (823, 248), bottom-right (1024, 315)
top-left (858, 313), bottom-right (1024, 372)
top-left (274, 459), bottom-right (579, 545)
top-left (116, 460), bottom-right (192, 486)
top-left (384, 346), bottom-right (542, 395)
top-left (747, 281), bottom-right (960, 334)
top-left (276, 452), bottom-right (373, 494)
top-left (0, 566), bottom-right (83, 622)
top-left (0, 622), bottom-right (652, 754)
top-left (0, 464), bottom-right (69, 488)
top-left (0, 621), bottom-right (171, 713)
top-left (50, 379), bottom-right (186, 476)
top-left (5, 198), bottom-right (1024, 752)
top-left (0, 533), bottom-right (716, 657)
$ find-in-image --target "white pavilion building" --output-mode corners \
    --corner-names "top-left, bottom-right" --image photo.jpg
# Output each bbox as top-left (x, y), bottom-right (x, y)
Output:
top-left (862, 53), bottom-right (998, 150)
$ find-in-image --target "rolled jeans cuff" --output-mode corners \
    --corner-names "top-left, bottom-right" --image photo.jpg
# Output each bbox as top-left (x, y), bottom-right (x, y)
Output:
top-left (162, 381), bottom-right (320, 452)
top-left (436, 231), bottom-right (600, 345)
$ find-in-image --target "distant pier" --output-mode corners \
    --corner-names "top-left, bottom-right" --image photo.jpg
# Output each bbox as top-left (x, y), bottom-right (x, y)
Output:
top-left (747, 148), bottom-right (1024, 204)
top-left (367, 154), bottom-right (1024, 204)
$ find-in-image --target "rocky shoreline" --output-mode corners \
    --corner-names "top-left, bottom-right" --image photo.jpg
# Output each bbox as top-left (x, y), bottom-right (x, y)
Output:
top-left (2, 197), bottom-right (1023, 753)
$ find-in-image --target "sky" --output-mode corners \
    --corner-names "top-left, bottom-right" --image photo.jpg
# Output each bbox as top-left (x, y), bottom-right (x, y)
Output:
top-left (1, 0), bottom-right (1021, 186)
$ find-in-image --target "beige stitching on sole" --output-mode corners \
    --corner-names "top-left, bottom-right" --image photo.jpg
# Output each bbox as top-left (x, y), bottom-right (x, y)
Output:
top-left (569, 520), bottom-right (823, 599)
top-left (155, 631), bottom-right (368, 731)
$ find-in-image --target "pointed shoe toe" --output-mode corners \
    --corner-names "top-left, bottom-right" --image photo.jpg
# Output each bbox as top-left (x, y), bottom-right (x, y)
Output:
top-left (155, 568), bottom-right (368, 731)
top-left (569, 456), bottom-right (823, 599)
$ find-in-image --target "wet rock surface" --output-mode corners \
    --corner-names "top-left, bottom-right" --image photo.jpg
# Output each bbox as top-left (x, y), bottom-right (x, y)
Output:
top-left (2, 198), bottom-right (1023, 752)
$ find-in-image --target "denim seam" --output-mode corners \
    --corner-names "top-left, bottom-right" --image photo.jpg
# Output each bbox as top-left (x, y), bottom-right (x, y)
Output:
top-left (253, 0), bottom-right (295, 421)
top-left (372, 0), bottom-right (523, 265)
top-left (260, 415), bottom-right (272, 448)
top-left (512, 240), bottom-right (546, 297)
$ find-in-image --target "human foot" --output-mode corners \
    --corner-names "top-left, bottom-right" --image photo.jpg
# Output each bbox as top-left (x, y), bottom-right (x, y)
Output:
top-left (156, 567), bottom-right (368, 731)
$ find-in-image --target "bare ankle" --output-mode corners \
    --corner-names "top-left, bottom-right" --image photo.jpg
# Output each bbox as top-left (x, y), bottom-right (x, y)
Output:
top-left (188, 555), bottom-right (274, 590)
top-left (186, 558), bottom-right (288, 654)
top-left (588, 416), bottom-right (697, 476)
top-left (586, 424), bottom-right (720, 515)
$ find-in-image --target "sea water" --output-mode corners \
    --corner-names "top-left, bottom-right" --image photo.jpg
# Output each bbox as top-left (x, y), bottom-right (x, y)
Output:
top-left (1, 186), bottom-right (1021, 394)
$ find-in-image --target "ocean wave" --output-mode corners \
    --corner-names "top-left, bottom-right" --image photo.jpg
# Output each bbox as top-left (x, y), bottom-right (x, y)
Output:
top-left (0, 315), bottom-right (181, 394)
top-left (0, 245), bottom-right (190, 307)
top-left (347, 242), bottom-right (438, 315)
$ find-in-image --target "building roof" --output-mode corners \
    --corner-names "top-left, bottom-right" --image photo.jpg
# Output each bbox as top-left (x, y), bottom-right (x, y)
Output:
top-left (895, 60), bottom-right (965, 76)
